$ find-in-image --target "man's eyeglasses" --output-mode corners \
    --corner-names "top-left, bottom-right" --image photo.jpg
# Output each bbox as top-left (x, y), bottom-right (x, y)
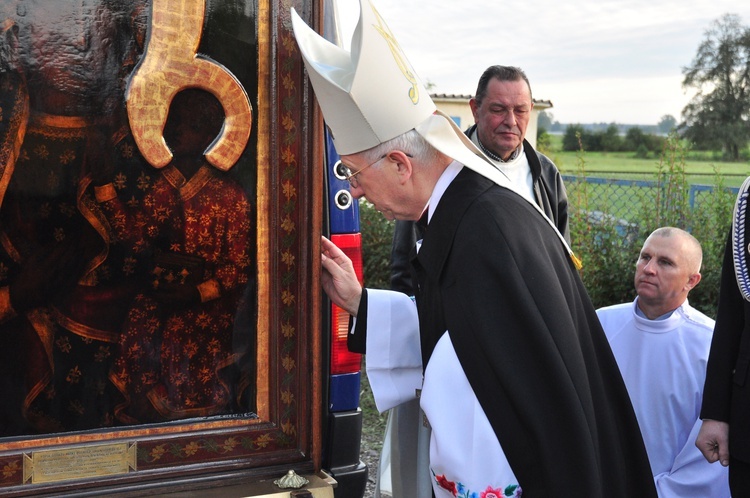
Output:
top-left (341, 155), bottom-right (386, 189)
top-left (341, 153), bottom-right (412, 189)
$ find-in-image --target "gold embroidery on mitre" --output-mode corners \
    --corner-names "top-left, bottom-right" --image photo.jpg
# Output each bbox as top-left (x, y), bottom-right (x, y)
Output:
top-left (369, 3), bottom-right (419, 105)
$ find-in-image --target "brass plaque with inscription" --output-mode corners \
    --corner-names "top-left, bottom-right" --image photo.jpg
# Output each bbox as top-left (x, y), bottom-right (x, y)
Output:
top-left (23, 442), bottom-right (137, 484)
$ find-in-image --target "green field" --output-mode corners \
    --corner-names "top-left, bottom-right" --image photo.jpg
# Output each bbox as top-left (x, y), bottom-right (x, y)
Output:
top-left (544, 135), bottom-right (750, 187)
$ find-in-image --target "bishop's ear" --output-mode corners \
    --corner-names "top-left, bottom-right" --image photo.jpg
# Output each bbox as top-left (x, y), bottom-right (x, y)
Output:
top-left (387, 150), bottom-right (414, 178)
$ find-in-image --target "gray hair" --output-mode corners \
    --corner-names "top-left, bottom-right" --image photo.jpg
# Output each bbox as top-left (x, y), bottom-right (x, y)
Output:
top-left (361, 129), bottom-right (442, 167)
top-left (474, 65), bottom-right (532, 106)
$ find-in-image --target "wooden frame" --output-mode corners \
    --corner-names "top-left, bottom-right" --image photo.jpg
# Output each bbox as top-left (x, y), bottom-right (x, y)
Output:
top-left (0, 0), bottom-right (323, 494)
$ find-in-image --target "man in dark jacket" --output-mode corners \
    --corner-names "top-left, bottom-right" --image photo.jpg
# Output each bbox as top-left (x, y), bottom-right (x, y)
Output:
top-left (466, 65), bottom-right (568, 241)
top-left (382, 67), bottom-right (569, 497)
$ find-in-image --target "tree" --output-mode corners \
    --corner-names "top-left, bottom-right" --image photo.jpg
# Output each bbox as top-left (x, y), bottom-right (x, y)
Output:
top-left (624, 127), bottom-right (647, 150)
top-left (563, 124), bottom-right (585, 151)
top-left (538, 111), bottom-right (554, 130)
top-left (600, 124), bottom-right (622, 152)
top-left (657, 115), bottom-right (677, 134)
top-left (681, 14), bottom-right (750, 160)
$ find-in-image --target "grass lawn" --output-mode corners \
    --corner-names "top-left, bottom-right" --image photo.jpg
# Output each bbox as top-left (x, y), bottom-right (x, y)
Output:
top-left (543, 135), bottom-right (750, 187)
top-left (551, 150), bottom-right (750, 187)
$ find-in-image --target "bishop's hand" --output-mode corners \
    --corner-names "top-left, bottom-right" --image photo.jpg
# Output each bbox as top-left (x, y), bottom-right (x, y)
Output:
top-left (320, 236), bottom-right (362, 316)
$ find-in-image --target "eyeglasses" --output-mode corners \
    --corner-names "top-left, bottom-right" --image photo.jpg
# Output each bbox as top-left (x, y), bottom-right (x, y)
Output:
top-left (341, 152), bottom-right (413, 189)
top-left (342, 155), bottom-right (387, 189)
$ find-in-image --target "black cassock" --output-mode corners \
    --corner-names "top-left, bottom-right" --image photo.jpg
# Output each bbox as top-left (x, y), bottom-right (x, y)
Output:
top-left (409, 166), bottom-right (655, 497)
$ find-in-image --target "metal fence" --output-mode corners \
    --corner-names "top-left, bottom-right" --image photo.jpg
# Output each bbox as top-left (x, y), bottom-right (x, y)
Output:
top-left (561, 174), bottom-right (744, 317)
top-left (561, 174), bottom-right (741, 224)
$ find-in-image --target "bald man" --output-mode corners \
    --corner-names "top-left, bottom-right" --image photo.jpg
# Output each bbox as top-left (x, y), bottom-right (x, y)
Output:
top-left (597, 227), bottom-right (730, 497)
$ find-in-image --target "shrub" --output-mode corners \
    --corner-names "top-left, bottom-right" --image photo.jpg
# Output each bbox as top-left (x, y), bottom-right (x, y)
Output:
top-left (358, 200), bottom-right (396, 289)
top-left (564, 124), bottom-right (666, 153)
top-left (645, 133), bottom-right (667, 153)
top-left (600, 124), bottom-right (622, 152)
top-left (682, 169), bottom-right (733, 316)
top-left (634, 144), bottom-right (649, 159)
top-left (537, 128), bottom-right (552, 155)
top-left (625, 127), bottom-right (647, 151)
top-left (569, 134), bottom-right (734, 318)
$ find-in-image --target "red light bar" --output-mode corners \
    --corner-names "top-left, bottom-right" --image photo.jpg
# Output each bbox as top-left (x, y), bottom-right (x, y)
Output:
top-left (329, 234), bottom-right (363, 374)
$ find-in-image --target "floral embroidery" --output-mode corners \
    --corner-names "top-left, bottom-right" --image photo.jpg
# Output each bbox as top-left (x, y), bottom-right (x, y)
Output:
top-left (433, 470), bottom-right (522, 498)
top-left (481, 485), bottom-right (521, 498)
top-left (435, 474), bottom-right (457, 495)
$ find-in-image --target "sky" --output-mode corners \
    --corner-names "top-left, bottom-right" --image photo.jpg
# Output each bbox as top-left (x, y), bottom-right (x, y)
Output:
top-left (335, 0), bottom-right (750, 126)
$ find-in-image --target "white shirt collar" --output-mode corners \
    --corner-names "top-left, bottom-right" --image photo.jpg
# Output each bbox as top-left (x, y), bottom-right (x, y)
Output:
top-left (632, 296), bottom-right (686, 332)
top-left (426, 160), bottom-right (463, 224)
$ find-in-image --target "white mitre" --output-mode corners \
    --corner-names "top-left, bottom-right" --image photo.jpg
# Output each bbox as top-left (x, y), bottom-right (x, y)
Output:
top-left (290, 0), bottom-right (579, 267)
top-left (290, 0), bottom-right (496, 172)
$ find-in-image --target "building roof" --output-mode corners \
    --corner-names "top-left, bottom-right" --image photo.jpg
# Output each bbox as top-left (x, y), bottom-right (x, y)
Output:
top-left (430, 93), bottom-right (473, 100)
top-left (430, 93), bottom-right (553, 109)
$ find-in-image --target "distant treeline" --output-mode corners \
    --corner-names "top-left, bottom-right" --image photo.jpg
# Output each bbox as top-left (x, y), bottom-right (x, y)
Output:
top-left (557, 124), bottom-right (666, 155)
top-left (546, 122), bottom-right (668, 136)
top-left (538, 111), bottom-right (675, 155)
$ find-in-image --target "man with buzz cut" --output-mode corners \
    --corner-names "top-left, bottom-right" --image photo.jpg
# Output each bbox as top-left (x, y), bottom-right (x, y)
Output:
top-left (598, 227), bottom-right (730, 497)
top-left (291, 1), bottom-right (657, 496)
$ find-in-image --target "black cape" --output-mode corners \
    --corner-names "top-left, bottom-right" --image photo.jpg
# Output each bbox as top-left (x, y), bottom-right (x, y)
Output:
top-left (410, 167), bottom-right (656, 497)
